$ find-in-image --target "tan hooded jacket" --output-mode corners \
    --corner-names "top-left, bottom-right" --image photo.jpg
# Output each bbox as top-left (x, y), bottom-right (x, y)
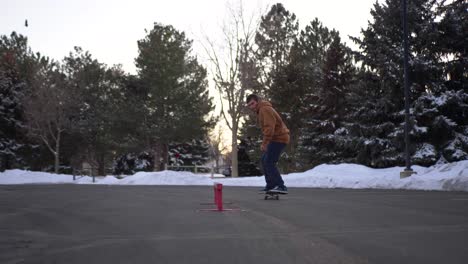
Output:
top-left (257, 101), bottom-right (290, 147)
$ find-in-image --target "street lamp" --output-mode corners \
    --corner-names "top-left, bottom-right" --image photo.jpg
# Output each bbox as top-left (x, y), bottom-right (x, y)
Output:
top-left (400, 0), bottom-right (416, 178)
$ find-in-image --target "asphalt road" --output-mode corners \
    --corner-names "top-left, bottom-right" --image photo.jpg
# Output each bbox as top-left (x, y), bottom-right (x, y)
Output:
top-left (1, 185), bottom-right (467, 264)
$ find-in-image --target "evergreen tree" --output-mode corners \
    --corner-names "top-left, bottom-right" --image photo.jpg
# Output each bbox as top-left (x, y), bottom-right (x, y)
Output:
top-left (253, 4), bottom-right (301, 171)
top-left (0, 32), bottom-right (43, 171)
top-left (0, 50), bottom-right (26, 171)
top-left (414, 0), bottom-right (468, 163)
top-left (347, 0), bottom-right (449, 167)
top-left (113, 151), bottom-right (154, 175)
top-left (135, 23), bottom-right (215, 171)
top-left (237, 138), bottom-right (262, 176)
top-left (63, 47), bottom-right (127, 175)
top-left (436, 0), bottom-right (467, 92)
top-left (344, 70), bottom-right (404, 167)
top-left (412, 89), bottom-right (468, 164)
top-left (320, 35), bottom-right (355, 116)
top-left (114, 139), bottom-right (213, 174)
top-left (255, 3), bottom-right (299, 95)
top-left (351, 0), bottom-right (444, 103)
top-left (296, 21), bottom-right (356, 168)
top-left (169, 139), bottom-right (211, 168)
top-left (114, 74), bottom-right (149, 152)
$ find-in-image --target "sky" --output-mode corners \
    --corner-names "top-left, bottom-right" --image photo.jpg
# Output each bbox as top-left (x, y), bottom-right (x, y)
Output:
top-left (1, 0), bottom-right (380, 148)
top-left (2, 0), bottom-right (380, 74)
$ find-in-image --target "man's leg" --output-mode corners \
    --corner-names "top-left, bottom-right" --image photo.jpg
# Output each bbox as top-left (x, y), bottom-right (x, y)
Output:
top-left (261, 153), bottom-right (274, 189)
top-left (263, 142), bottom-right (286, 188)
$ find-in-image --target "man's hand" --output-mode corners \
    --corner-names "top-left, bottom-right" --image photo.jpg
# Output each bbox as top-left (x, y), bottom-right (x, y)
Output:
top-left (261, 144), bottom-right (267, 152)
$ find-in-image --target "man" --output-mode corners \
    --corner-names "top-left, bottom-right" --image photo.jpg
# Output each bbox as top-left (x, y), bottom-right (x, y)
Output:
top-left (246, 94), bottom-right (289, 194)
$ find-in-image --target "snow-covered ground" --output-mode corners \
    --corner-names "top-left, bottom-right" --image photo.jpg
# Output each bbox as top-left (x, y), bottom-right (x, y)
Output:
top-left (1, 161), bottom-right (467, 192)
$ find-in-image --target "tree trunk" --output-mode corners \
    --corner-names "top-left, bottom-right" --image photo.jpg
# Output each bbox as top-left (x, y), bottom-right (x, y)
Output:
top-left (54, 132), bottom-right (61, 174)
top-left (1, 154), bottom-right (10, 171)
top-left (287, 128), bottom-right (299, 172)
top-left (231, 125), bottom-right (239, 177)
top-left (288, 129), bottom-right (297, 154)
top-left (153, 142), bottom-right (162, 171)
top-left (162, 143), bottom-right (169, 171)
top-left (97, 152), bottom-right (105, 176)
top-left (153, 142), bottom-right (168, 171)
top-left (215, 154), bottom-right (219, 172)
top-left (54, 153), bottom-right (60, 174)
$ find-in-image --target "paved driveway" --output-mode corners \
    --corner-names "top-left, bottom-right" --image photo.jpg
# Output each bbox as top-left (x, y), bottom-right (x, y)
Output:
top-left (1, 185), bottom-right (467, 264)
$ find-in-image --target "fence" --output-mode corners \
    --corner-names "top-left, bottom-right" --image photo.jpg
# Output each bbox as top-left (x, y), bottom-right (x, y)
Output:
top-left (72, 168), bottom-right (96, 183)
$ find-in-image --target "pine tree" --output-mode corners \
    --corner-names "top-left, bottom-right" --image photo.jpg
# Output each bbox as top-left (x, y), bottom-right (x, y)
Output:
top-left (0, 32), bottom-right (39, 171)
top-left (347, 0), bottom-right (447, 167)
top-left (291, 18), bottom-right (356, 168)
top-left (412, 89), bottom-right (468, 164)
top-left (62, 47), bottom-right (127, 175)
top-left (0, 56), bottom-right (26, 171)
top-left (135, 23), bottom-right (215, 171)
top-left (344, 70), bottom-right (404, 167)
top-left (351, 0), bottom-right (444, 103)
top-left (113, 151), bottom-right (154, 175)
top-left (253, 4), bottom-right (301, 171)
top-left (255, 3), bottom-right (299, 95)
top-left (237, 138), bottom-right (262, 176)
top-left (436, 0), bottom-right (467, 92)
top-left (169, 139), bottom-right (211, 168)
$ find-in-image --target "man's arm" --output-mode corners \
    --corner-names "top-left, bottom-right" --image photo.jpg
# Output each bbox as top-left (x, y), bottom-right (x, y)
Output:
top-left (260, 107), bottom-right (276, 151)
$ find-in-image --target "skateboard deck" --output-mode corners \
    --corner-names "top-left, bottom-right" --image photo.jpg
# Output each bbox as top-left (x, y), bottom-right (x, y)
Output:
top-left (262, 191), bottom-right (287, 200)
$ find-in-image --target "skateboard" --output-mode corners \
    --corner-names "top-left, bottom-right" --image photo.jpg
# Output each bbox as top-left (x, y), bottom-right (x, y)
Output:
top-left (263, 191), bottom-right (286, 200)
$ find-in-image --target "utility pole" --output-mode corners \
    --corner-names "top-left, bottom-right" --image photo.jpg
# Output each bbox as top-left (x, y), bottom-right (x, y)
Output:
top-left (400, 0), bottom-right (416, 178)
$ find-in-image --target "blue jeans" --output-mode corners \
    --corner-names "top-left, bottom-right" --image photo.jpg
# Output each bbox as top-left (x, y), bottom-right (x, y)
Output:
top-left (261, 141), bottom-right (286, 189)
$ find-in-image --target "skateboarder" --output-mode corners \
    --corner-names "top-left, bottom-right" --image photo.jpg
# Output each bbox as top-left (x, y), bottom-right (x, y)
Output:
top-left (246, 94), bottom-right (289, 194)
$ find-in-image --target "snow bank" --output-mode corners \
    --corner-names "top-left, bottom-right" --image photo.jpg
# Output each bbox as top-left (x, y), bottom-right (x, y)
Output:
top-left (1, 160), bottom-right (467, 192)
top-left (285, 161), bottom-right (468, 191)
top-left (0, 170), bottom-right (76, 185)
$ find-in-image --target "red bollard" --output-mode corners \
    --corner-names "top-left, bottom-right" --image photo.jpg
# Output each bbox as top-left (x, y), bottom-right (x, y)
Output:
top-left (214, 183), bottom-right (223, 211)
top-left (198, 183), bottom-right (242, 212)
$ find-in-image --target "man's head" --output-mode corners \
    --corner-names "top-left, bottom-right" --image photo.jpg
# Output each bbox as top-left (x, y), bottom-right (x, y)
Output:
top-left (246, 94), bottom-right (259, 111)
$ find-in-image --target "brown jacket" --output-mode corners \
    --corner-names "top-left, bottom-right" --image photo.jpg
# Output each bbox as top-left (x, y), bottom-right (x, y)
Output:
top-left (257, 101), bottom-right (290, 146)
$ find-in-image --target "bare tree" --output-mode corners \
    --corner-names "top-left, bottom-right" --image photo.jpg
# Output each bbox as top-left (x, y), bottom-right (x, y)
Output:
top-left (202, 1), bottom-right (260, 177)
top-left (23, 63), bottom-right (79, 173)
top-left (208, 125), bottom-right (229, 171)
